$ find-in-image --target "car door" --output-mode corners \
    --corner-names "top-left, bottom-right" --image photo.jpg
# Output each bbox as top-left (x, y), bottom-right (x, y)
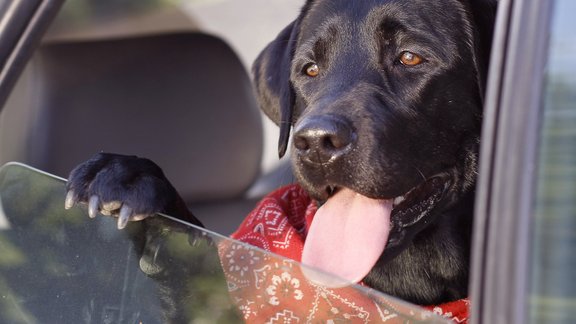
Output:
top-left (470, 0), bottom-right (576, 323)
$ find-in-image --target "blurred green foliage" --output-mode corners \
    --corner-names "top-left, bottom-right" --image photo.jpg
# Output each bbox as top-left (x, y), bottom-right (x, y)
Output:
top-left (529, 75), bottom-right (576, 323)
top-left (0, 164), bottom-right (241, 323)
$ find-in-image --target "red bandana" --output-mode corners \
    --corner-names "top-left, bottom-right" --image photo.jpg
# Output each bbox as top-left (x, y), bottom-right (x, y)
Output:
top-left (220, 184), bottom-right (469, 323)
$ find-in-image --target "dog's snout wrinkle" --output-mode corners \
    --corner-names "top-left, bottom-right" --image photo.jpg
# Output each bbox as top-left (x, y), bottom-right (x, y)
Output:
top-left (294, 115), bottom-right (355, 164)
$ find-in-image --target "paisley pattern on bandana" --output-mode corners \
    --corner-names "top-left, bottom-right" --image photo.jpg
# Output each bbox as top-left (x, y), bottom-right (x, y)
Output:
top-left (218, 184), bottom-right (469, 323)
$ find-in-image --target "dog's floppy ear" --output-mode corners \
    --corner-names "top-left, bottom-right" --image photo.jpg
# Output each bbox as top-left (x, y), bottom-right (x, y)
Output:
top-left (252, 21), bottom-right (300, 158)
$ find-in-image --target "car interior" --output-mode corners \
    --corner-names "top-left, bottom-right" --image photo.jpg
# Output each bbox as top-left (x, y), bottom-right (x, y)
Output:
top-left (0, 6), bottom-right (295, 235)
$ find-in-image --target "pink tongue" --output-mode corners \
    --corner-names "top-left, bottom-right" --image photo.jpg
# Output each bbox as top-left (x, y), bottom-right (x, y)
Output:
top-left (302, 188), bottom-right (392, 285)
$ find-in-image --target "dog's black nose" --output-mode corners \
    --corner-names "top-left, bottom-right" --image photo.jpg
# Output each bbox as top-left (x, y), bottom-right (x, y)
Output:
top-left (293, 115), bottom-right (355, 164)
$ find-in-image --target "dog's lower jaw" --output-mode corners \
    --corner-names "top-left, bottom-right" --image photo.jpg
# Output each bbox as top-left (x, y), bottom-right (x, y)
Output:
top-left (362, 188), bottom-right (474, 305)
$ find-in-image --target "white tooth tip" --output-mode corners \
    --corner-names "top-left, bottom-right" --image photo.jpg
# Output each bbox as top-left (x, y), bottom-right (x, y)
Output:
top-left (393, 196), bottom-right (405, 207)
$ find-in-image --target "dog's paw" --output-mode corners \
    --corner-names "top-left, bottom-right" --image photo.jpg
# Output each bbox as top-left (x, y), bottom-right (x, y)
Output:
top-left (65, 153), bottom-right (186, 229)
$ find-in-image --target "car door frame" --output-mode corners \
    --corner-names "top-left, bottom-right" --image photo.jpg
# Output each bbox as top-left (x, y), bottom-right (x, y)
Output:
top-left (470, 0), bottom-right (555, 323)
top-left (0, 0), bottom-right (63, 110)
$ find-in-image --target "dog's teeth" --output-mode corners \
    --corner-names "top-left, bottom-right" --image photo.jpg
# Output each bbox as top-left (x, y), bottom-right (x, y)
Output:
top-left (393, 196), bottom-right (405, 207)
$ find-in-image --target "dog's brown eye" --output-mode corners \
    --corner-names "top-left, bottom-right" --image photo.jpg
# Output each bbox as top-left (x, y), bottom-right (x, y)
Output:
top-left (304, 63), bottom-right (320, 77)
top-left (399, 51), bottom-right (423, 66)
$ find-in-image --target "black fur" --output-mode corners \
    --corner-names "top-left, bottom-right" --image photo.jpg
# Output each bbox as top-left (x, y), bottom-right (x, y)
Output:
top-left (252, 0), bottom-right (496, 304)
top-left (67, 0), bottom-right (497, 307)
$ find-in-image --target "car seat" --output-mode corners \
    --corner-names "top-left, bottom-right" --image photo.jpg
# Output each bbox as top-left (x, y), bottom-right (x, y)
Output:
top-left (0, 32), bottom-right (267, 234)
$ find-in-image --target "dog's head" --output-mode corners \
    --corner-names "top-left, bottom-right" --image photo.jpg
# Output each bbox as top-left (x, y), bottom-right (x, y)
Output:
top-left (253, 0), bottom-right (496, 288)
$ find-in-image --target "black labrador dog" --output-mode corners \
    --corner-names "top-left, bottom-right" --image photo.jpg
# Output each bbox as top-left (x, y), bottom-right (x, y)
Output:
top-left (66, 0), bottom-right (497, 306)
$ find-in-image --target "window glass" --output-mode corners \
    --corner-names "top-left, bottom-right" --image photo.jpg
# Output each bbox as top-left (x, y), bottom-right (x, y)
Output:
top-left (529, 0), bottom-right (576, 322)
top-left (0, 163), bottom-right (449, 323)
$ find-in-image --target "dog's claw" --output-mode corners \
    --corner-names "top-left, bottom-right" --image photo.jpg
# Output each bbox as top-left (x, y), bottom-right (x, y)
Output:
top-left (118, 205), bottom-right (131, 229)
top-left (88, 195), bottom-right (99, 218)
top-left (65, 190), bottom-right (76, 210)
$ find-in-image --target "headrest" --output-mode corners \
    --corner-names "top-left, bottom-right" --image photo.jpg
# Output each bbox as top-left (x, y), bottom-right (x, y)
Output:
top-left (2, 33), bottom-right (263, 202)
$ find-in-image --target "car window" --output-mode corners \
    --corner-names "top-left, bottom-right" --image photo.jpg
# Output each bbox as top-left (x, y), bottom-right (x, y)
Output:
top-left (0, 163), bottom-right (450, 323)
top-left (529, 0), bottom-right (576, 322)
